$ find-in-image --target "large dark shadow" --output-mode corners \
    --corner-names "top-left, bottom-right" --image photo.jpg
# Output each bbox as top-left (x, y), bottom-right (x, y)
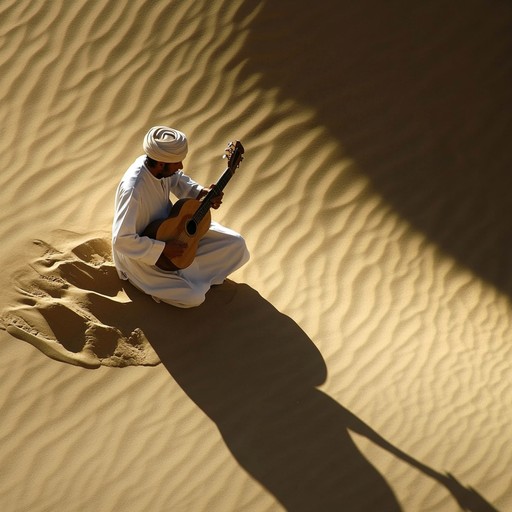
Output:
top-left (6, 238), bottom-right (496, 509)
top-left (83, 280), bottom-right (497, 511)
top-left (234, 1), bottom-right (512, 296)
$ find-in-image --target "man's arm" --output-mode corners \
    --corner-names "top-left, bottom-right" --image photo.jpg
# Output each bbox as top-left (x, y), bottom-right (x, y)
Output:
top-left (112, 189), bottom-right (165, 265)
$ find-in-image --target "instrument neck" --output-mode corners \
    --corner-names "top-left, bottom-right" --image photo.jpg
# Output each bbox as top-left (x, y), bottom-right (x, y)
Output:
top-left (194, 167), bottom-right (233, 223)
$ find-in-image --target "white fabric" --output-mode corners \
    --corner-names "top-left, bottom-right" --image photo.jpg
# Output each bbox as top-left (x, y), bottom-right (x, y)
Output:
top-left (143, 126), bottom-right (188, 163)
top-left (112, 156), bottom-right (249, 308)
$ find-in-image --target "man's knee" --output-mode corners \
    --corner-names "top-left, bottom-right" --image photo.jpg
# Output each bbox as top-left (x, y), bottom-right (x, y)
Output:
top-left (236, 236), bottom-right (250, 265)
top-left (164, 289), bottom-right (206, 308)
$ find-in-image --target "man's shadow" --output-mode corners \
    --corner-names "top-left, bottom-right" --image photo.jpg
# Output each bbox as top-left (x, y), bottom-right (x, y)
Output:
top-left (83, 279), bottom-right (497, 511)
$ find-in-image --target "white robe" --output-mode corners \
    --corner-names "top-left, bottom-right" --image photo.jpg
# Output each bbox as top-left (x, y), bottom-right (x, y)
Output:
top-left (112, 156), bottom-right (249, 307)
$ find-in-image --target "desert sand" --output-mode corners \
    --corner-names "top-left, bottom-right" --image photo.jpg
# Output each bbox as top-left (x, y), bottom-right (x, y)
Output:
top-left (1, 1), bottom-right (511, 511)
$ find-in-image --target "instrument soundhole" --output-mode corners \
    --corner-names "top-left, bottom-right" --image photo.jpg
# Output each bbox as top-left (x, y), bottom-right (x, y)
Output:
top-left (186, 219), bottom-right (197, 236)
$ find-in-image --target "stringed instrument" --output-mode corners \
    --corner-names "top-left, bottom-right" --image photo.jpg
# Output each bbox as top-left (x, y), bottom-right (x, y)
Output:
top-left (142, 140), bottom-right (245, 271)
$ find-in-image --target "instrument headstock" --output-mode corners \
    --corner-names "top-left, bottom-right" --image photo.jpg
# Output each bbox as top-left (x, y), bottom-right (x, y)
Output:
top-left (223, 140), bottom-right (244, 172)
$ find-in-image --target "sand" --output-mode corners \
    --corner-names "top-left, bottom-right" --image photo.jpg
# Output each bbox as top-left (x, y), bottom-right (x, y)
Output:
top-left (1, 1), bottom-right (511, 510)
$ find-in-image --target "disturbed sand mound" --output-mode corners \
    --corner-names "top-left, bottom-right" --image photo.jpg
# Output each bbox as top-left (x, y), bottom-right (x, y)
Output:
top-left (2, 233), bottom-right (159, 368)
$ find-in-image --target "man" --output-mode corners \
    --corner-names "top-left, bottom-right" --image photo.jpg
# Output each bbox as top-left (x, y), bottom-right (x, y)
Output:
top-left (112, 126), bottom-right (249, 308)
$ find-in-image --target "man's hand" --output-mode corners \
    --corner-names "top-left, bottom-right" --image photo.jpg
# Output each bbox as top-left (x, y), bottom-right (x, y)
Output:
top-left (197, 185), bottom-right (224, 209)
top-left (163, 240), bottom-right (187, 259)
top-left (210, 189), bottom-right (223, 209)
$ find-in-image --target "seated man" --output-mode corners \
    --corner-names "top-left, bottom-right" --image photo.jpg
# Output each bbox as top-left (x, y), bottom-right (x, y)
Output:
top-left (112, 125), bottom-right (249, 308)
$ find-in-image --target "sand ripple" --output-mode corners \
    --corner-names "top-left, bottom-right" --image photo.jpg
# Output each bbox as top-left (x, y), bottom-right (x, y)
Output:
top-left (0, 0), bottom-right (511, 510)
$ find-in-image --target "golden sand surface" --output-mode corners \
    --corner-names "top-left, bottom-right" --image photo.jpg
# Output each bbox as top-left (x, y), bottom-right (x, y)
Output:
top-left (1, 1), bottom-right (511, 510)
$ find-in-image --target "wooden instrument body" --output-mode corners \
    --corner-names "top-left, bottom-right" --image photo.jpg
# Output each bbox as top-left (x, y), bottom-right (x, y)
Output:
top-left (143, 198), bottom-right (211, 271)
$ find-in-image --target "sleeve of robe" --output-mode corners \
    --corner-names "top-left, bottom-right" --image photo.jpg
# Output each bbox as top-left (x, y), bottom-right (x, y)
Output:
top-left (112, 186), bottom-right (165, 266)
top-left (170, 171), bottom-right (204, 199)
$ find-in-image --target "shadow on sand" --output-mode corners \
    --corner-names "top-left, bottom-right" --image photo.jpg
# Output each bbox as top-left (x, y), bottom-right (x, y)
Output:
top-left (234, 0), bottom-right (512, 297)
top-left (84, 279), bottom-right (497, 511)
top-left (1, 236), bottom-right (497, 510)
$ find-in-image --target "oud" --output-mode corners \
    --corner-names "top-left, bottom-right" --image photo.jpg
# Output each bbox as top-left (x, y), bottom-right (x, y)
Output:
top-left (143, 140), bottom-right (244, 271)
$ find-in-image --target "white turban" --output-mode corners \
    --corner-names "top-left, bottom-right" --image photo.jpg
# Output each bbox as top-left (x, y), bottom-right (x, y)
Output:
top-left (143, 126), bottom-right (188, 163)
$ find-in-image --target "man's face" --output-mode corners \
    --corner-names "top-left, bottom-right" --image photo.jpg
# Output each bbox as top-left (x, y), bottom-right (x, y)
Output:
top-left (157, 161), bottom-right (183, 179)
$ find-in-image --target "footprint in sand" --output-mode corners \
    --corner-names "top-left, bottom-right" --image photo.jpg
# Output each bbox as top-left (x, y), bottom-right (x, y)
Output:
top-left (1, 235), bottom-right (160, 369)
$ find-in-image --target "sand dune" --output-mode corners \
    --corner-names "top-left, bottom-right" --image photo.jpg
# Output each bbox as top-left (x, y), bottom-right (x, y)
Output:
top-left (1, 0), bottom-right (511, 510)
